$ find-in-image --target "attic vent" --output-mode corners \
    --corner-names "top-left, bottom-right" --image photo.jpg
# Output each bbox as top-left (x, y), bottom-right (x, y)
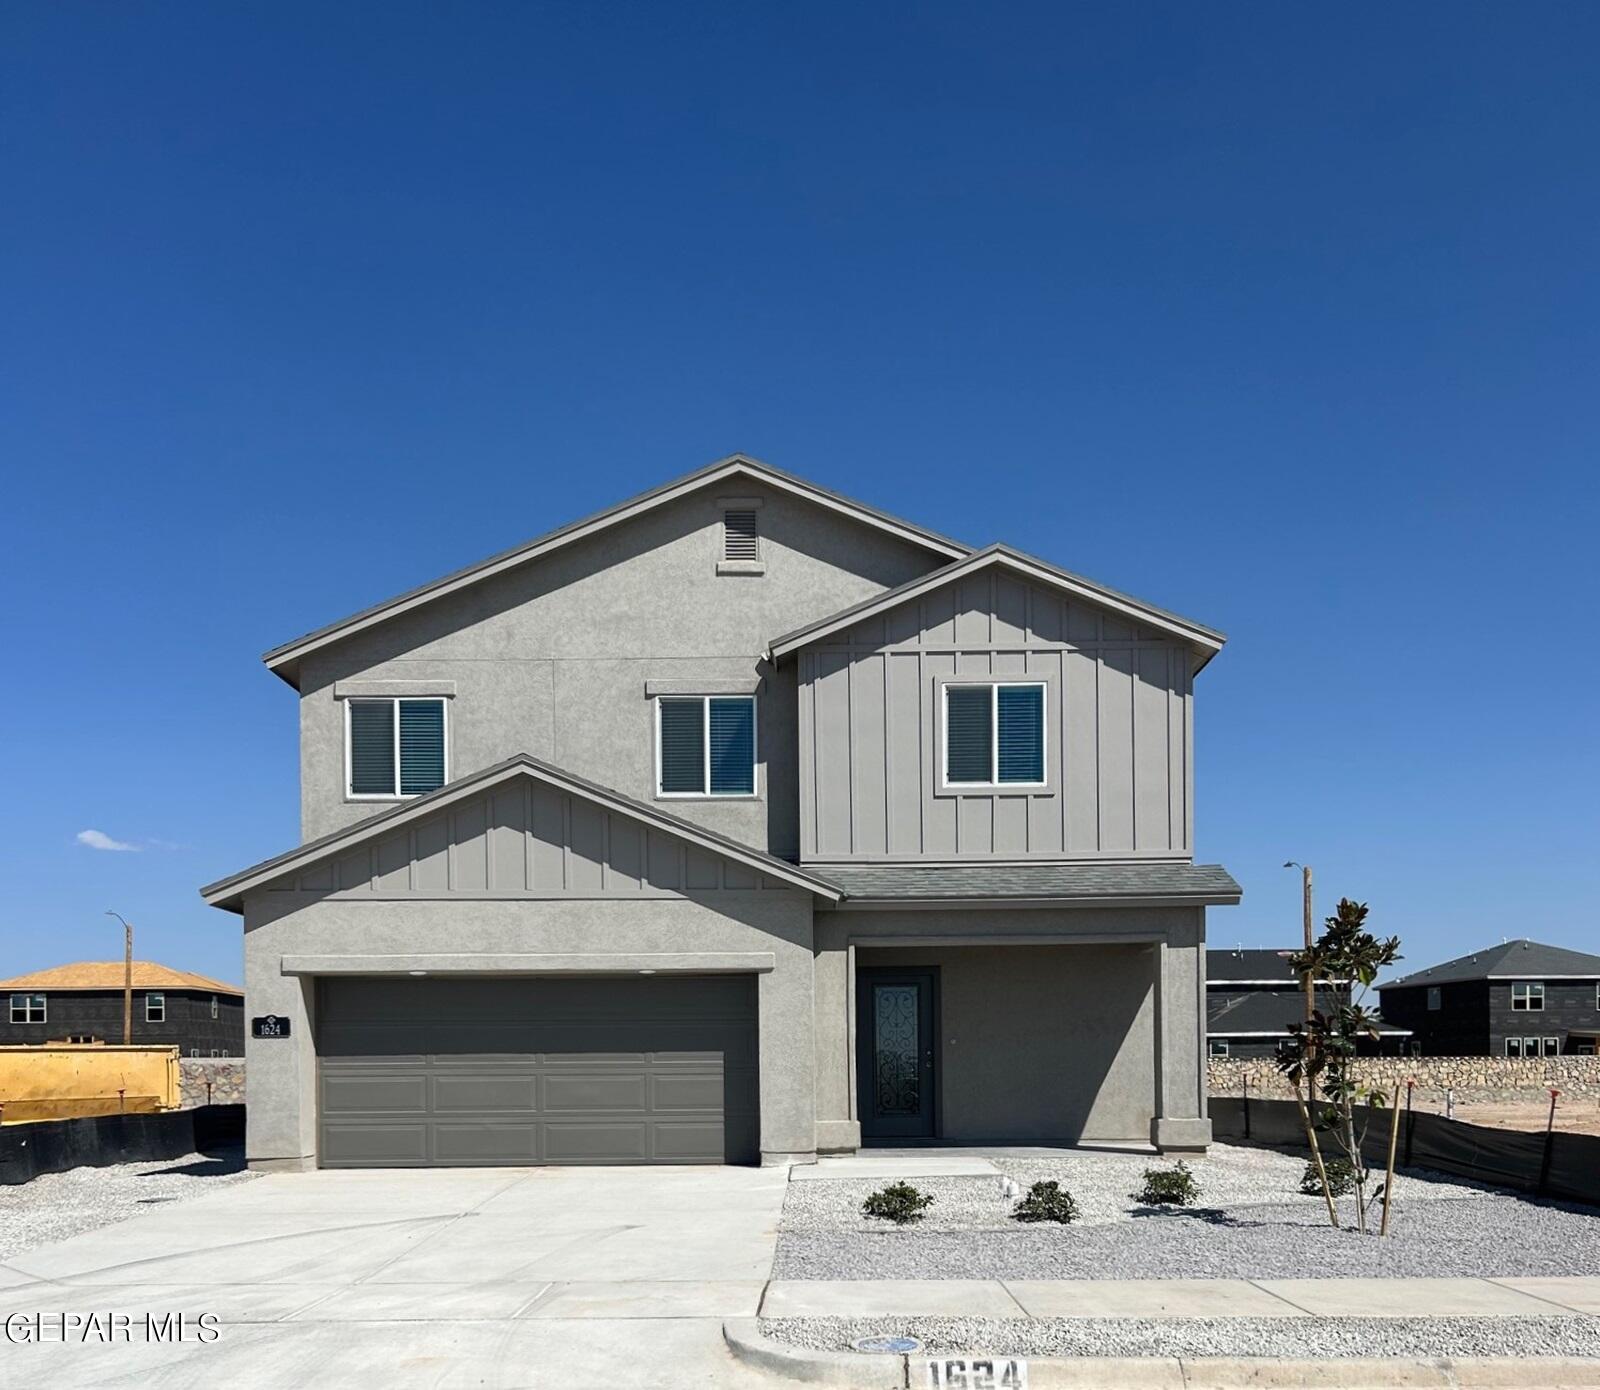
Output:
top-left (723, 510), bottom-right (759, 562)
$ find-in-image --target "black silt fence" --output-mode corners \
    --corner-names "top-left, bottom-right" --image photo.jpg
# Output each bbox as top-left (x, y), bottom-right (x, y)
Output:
top-left (0, 1104), bottom-right (245, 1186)
top-left (1211, 1097), bottom-right (1600, 1207)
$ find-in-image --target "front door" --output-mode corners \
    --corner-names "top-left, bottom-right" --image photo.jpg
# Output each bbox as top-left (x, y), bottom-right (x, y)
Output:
top-left (856, 968), bottom-right (938, 1140)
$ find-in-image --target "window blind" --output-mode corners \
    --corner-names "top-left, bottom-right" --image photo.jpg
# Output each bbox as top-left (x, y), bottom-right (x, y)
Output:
top-left (349, 701), bottom-right (396, 795)
top-left (708, 697), bottom-right (755, 794)
top-left (945, 686), bottom-right (992, 783)
top-left (398, 699), bottom-right (446, 795)
top-left (659, 698), bottom-right (706, 793)
top-left (997, 684), bottom-right (1045, 783)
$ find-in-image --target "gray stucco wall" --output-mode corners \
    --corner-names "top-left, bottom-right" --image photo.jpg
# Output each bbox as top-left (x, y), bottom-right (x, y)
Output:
top-left (796, 569), bottom-right (1194, 861)
top-left (813, 906), bottom-right (1208, 1148)
top-left (241, 889), bottom-right (817, 1169)
top-left (295, 481), bottom-right (944, 852)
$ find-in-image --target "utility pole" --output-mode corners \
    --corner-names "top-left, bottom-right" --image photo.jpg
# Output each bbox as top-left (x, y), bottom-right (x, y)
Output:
top-left (1283, 863), bottom-right (1314, 1025)
top-left (106, 911), bottom-right (133, 1044)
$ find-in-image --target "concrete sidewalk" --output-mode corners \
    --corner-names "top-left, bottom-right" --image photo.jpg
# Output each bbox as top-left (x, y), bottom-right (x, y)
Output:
top-left (759, 1274), bottom-right (1600, 1319)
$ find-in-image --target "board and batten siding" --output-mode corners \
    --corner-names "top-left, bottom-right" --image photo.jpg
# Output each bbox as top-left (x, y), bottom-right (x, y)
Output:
top-left (796, 571), bottom-right (1194, 861)
top-left (266, 781), bottom-right (791, 900)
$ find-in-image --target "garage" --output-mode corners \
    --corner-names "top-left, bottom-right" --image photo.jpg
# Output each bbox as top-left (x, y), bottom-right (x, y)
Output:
top-left (316, 974), bottom-right (759, 1167)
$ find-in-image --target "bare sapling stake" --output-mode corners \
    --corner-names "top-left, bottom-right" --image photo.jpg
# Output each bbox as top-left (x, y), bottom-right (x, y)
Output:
top-left (1291, 1076), bottom-right (1340, 1228)
top-left (1380, 1080), bottom-right (1402, 1236)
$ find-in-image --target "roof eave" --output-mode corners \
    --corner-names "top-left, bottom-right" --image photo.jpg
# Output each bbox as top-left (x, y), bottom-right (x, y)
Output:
top-left (823, 891), bottom-right (1243, 911)
top-left (768, 544), bottom-right (1226, 665)
top-left (261, 455), bottom-right (970, 689)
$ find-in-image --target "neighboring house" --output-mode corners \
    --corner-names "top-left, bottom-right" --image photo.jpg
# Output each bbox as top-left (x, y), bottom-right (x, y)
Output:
top-left (1206, 948), bottom-right (1411, 1059)
top-left (1380, 940), bottom-right (1600, 1058)
top-left (201, 454), bottom-right (1240, 1171)
top-left (0, 961), bottom-right (244, 1055)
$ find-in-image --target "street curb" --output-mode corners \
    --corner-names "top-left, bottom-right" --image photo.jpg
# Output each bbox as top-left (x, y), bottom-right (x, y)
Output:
top-left (723, 1321), bottom-right (1600, 1388)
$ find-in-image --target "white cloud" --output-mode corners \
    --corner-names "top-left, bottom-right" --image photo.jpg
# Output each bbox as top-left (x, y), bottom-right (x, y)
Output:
top-left (77, 829), bottom-right (140, 853)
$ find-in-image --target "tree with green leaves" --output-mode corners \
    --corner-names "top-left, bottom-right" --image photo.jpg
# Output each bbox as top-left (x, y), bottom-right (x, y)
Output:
top-left (1275, 898), bottom-right (1401, 1233)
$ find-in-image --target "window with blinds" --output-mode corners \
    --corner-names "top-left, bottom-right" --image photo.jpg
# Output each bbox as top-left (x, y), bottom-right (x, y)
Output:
top-left (943, 682), bottom-right (1045, 786)
top-left (722, 509), bottom-right (759, 562)
top-left (347, 697), bottom-right (447, 797)
top-left (657, 695), bottom-right (757, 796)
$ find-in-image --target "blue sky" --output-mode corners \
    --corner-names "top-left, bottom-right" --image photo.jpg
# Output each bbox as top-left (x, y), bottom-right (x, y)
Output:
top-left (2, 4), bottom-right (1597, 986)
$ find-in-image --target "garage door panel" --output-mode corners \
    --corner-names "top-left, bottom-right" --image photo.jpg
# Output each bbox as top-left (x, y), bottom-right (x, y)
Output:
top-left (321, 1123), bottom-right (431, 1164)
top-left (317, 975), bottom-right (758, 1167)
top-left (430, 1073), bottom-right (539, 1113)
top-left (649, 1072), bottom-right (725, 1112)
top-left (544, 1122), bottom-right (649, 1164)
top-left (321, 1072), bottom-right (430, 1114)
top-left (432, 1123), bottom-right (540, 1164)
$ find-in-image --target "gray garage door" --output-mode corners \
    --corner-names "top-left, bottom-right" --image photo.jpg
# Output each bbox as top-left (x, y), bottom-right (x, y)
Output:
top-left (316, 975), bottom-right (758, 1168)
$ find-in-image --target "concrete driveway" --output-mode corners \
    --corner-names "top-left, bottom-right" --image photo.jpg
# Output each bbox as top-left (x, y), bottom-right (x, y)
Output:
top-left (0, 1164), bottom-right (790, 1388)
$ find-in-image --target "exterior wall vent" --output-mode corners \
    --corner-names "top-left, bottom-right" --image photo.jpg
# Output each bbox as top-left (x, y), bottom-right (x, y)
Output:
top-left (723, 509), bottom-right (759, 562)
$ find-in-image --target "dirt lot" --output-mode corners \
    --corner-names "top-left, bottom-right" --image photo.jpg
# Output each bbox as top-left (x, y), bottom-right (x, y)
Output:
top-left (1412, 1097), bottom-right (1600, 1136)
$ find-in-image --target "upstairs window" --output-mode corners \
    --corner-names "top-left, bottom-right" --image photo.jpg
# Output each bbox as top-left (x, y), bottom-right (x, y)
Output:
top-left (145, 992), bottom-right (165, 1023)
top-left (347, 698), bottom-right (447, 798)
top-left (9, 993), bottom-right (45, 1024)
top-left (1427, 987), bottom-right (1441, 1011)
top-left (211, 995), bottom-right (219, 1020)
top-left (943, 682), bottom-right (1045, 787)
top-left (1511, 981), bottom-right (1544, 1012)
top-left (656, 696), bottom-right (756, 797)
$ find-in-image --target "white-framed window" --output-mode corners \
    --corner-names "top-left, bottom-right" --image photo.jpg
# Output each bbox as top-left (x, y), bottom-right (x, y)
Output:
top-left (1545, 1036), bottom-right (1561, 1056)
top-left (1511, 981), bottom-right (1544, 1011)
top-left (211, 995), bottom-right (219, 1020)
top-left (1427, 986), bottom-right (1441, 1011)
top-left (145, 992), bottom-right (165, 1023)
top-left (346, 697), bottom-right (448, 799)
top-left (1505, 1037), bottom-right (1521, 1057)
top-left (655, 695), bottom-right (757, 798)
top-left (941, 681), bottom-right (1047, 788)
top-left (190, 1048), bottom-right (200, 1058)
top-left (9, 993), bottom-right (45, 1024)
top-left (1208, 1039), bottom-right (1230, 1057)
top-left (1510, 1035), bottom-right (1556, 1057)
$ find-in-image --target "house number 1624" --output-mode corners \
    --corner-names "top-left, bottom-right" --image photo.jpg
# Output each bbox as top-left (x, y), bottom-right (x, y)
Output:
top-left (925, 1358), bottom-right (1028, 1389)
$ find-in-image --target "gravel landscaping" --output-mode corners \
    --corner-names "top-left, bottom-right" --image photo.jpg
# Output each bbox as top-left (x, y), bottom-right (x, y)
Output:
top-left (774, 1143), bottom-right (1600, 1280)
top-left (759, 1314), bottom-right (1600, 1359)
top-left (0, 1147), bottom-right (259, 1261)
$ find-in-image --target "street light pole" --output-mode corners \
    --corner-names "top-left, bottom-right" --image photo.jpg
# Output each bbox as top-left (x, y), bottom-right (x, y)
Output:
top-left (106, 912), bottom-right (133, 1044)
top-left (1283, 863), bottom-right (1314, 1026)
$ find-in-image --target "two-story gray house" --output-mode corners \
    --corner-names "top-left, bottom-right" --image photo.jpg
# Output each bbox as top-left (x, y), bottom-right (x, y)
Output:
top-left (202, 456), bottom-right (1239, 1170)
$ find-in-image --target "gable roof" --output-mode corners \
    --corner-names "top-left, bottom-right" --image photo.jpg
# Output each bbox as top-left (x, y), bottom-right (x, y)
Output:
top-left (1381, 939), bottom-right (1600, 990)
top-left (0, 961), bottom-right (242, 995)
top-left (766, 544), bottom-right (1227, 669)
top-left (200, 752), bottom-right (845, 912)
top-left (262, 455), bottom-right (970, 688)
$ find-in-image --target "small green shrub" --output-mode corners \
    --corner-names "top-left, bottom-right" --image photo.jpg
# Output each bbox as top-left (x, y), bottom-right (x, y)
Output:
top-left (861, 1181), bottom-right (934, 1225)
top-left (1301, 1156), bottom-right (1358, 1198)
top-left (1136, 1160), bottom-right (1200, 1206)
top-left (1011, 1179), bottom-right (1079, 1224)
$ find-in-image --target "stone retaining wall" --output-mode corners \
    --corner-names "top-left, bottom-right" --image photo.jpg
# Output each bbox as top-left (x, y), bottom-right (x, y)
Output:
top-left (1209, 1054), bottom-right (1600, 1104)
top-left (179, 1057), bottom-right (245, 1108)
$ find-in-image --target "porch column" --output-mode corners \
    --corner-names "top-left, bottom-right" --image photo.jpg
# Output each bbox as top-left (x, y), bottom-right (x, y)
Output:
top-left (1151, 936), bottom-right (1212, 1152)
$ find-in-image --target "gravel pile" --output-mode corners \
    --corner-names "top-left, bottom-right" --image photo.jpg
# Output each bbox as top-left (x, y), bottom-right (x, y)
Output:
top-left (0, 1148), bottom-right (258, 1261)
top-left (782, 1144), bottom-right (1487, 1235)
top-left (760, 1314), bottom-right (1600, 1360)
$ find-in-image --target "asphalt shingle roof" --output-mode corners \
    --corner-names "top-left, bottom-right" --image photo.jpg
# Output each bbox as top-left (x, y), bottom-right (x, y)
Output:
top-left (1207, 989), bottom-right (1411, 1037)
top-left (1207, 948), bottom-right (1302, 983)
top-left (1382, 939), bottom-right (1600, 990)
top-left (813, 862), bottom-right (1240, 903)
